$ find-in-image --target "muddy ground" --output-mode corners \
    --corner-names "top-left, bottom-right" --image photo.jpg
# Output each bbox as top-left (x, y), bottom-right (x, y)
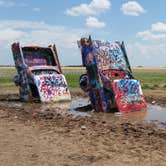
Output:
top-left (0, 88), bottom-right (166, 166)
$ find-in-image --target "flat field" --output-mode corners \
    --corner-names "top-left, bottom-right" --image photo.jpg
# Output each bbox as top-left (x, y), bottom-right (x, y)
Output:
top-left (132, 67), bottom-right (166, 90)
top-left (0, 66), bottom-right (166, 89)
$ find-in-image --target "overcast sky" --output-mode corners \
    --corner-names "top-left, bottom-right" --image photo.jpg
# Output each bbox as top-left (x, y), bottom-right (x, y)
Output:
top-left (0, 0), bottom-right (166, 66)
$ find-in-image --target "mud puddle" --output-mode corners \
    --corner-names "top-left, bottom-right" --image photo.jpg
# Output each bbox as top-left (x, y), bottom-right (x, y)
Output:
top-left (92, 104), bottom-right (166, 125)
top-left (74, 99), bottom-right (166, 124)
top-left (0, 97), bottom-right (165, 123)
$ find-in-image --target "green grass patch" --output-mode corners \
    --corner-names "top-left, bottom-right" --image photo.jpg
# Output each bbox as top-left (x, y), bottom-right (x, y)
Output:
top-left (63, 68), bottom-right (85, 88)
top-left (65, 73), bottom-right (80, 88)
top-left (0, 67), bottom-right (85, 89)
top-left (133, 68), bottom-right (166, 90)
top-left (0, 77), bottom-right (13, 83)
top-left (0, 67), bottom-right (165, 90)
top-left (0, 83), bottom-right (15, 88)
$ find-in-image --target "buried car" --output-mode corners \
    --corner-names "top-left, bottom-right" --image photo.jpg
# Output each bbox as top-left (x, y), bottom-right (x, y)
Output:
top-left (78, 36), bottom-right (147, 112)
top-left (11, 43), bottom-right (71, 102)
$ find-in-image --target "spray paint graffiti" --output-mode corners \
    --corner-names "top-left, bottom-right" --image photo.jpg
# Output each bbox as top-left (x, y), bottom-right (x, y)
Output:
top-left (93, 41), bottom-right (128, 71)
top-left (112, 79), bottom-right (147, 112)
top-left (34, 74), bottom-right (70, 102)
top-left (24, 54), bottom-right (47, 66)
top-left (80, 37), bottom-right (103, 112)
top-left (11, 43), bottom-right (71, 102)
top-left (78, 36), bottom-right (147, 112)
top-left (12, 43), bottom-right (31, 101)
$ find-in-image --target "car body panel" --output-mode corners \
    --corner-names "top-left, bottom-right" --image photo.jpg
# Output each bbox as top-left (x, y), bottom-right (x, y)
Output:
top-left (112, 79), bottom-right (147, 112)
top-left (78, 36), bottom-right (146, 112)
top-left (11, 42), bottom-right (71, 102)
top-left (34, 73), bottom-right (71, 102)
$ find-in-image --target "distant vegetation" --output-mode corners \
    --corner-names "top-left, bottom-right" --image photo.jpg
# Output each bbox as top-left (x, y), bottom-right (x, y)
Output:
top-left (63, 65), bottom-right (83, 67)
top-left (132, 68), bottom-right (166, 90)
top-left (0, 66), bottom-right (166, 90)
top-left (0, 65), bottom-right (14, 67)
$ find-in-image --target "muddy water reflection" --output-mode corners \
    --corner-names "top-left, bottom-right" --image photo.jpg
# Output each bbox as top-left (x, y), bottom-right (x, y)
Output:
top-left (145, 104), bottom-right (166, 121)
top-left (115, 104), bottom-right (166, 122)
top-left (0, 97), bottom-right (165, 122)
top-left (0, 97), bottom-right (90, 117)
top-left (71, 98), bottom-right (166, 122)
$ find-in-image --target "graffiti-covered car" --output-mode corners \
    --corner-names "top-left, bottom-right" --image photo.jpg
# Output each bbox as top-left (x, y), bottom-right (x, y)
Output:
top-left (11, 43), bottom-right (71, 102)
top-left (78, 36), bottom-right (147, 112)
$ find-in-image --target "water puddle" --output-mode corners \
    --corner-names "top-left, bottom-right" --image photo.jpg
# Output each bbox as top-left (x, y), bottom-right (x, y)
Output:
top-left (0, 97), bottom-right (165, 122)
top-left (70, 98), bottom-right (166, 122)
top-left (145, 104), bottom-right (166, 121)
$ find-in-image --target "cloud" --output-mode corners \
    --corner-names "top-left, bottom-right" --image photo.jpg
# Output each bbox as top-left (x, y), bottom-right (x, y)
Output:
top-left (0, 19), bottom-right (94, 65)
top-left (0, 20), bottom-right (83, 48)
top-left (127, 42), bottom-right (166, 66)
top-left (0, 1), bottom-right (15, 7)
top-left (33, 7), bottom-right (41, 12)
top-left (0, 19), bottom-right (165, 66)
top-left (66, 0), bottom-right (111, 16)
top-left (131, 22), bottom-right (166, 66)
top-left (86, 17), bottom-right (106, 28)
top-left (66, 4), bottom-right (94, 16)
top-left (137, 30), bottom-right (166, 41)
top-left (18, 2), bottom-right (28, 7)
top-left (151, 22), bottom-right (166, 32)
top-left (137, 22), bottom-right (166, 41)
top-left (121, 1), bottom-right (145, 16)
top-left (0, 28), bottom-right (25, 41)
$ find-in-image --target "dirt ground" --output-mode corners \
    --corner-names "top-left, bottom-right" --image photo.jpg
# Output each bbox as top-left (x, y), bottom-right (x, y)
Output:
top-left (143, 90), bottom-right (166, 107)
top-left (0, 88), bottom-right (165, 166)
